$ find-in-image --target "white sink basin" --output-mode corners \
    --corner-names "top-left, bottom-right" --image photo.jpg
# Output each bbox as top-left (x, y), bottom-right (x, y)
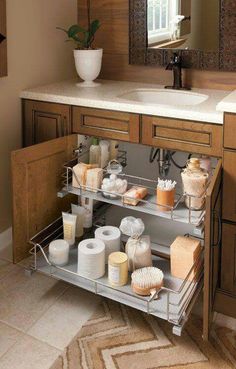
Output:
top-left (118, 89), bottom-right (208, 107)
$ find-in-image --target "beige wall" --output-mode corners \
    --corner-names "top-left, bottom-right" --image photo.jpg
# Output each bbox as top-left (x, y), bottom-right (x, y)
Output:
top-left (78, 0), bottom-right (236, 90)
top-left (0, 0), bottom-right (77, 233)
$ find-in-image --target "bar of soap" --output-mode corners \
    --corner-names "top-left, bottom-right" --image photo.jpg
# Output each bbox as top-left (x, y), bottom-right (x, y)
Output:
top-left (86, 168), bottom-right (103, 192)
top-left (170, 236), bottom-right (201, 281)
top-left (72, 163), bottom-right (98, 188)
top-left (123, 186), bottom-right (148, 206)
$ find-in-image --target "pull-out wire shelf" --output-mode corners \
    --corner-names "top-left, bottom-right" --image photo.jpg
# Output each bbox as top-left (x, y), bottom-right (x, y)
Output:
top-left (58, 157), bottom-right (209, 226)
top-left (29, 212), bottom-right (204, 336)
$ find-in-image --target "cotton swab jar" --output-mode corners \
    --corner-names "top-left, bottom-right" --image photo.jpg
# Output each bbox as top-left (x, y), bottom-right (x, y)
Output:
top-left (156, 178), bottom-right (177, 212)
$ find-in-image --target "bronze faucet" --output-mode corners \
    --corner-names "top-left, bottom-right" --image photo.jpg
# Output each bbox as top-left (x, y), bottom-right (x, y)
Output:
top-left (165, 52), bottom-right (191, 90)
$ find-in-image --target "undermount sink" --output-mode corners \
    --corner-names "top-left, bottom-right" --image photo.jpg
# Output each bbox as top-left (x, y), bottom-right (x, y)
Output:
top-left (118, 89), bottom-right (209, 107)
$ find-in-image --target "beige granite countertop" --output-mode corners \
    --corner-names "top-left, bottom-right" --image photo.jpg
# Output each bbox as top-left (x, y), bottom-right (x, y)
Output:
top-left (20, 79), bottom-right (231, 124)
top-left (217, 90), bottom-right (236, 114)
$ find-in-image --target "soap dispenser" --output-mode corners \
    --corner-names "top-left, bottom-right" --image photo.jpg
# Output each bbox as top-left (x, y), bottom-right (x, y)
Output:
top-left (89, 137), bottom-right (101, 167)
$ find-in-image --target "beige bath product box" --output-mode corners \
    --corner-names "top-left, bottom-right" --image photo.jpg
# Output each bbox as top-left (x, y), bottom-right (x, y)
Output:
top-left (86, 168), bottom-right (103, 192)
top-left (72, 163), bottom-right (98, 188)
top-left (170, 236), bottom-right (201, 281)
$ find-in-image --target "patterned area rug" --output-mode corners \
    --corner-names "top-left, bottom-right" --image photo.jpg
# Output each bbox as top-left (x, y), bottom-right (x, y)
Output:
top-left (50, 300), bottom-right (236, 369)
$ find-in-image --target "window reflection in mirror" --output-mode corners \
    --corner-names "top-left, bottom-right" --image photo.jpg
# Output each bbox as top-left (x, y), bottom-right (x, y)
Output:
top-left (147, 0), bottom-right (220, 52)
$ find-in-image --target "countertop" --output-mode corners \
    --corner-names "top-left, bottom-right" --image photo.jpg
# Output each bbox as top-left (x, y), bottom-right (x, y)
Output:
top-left (20, 79), bottom-right (231, 124)
top-left (216, 90), bottom-right (236, 114)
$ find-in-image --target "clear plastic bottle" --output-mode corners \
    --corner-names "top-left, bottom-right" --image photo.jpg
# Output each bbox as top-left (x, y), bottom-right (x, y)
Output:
top-left (89, 137), bottom-right (101, 167)
top-left (110, 140), bottom-right (119, 160)
top-left (99, 140), bottom-right (110, 168)
top-left (181, 158), bottom-right (209, 210)
top-left (81, 197), bottom-right (93, 229)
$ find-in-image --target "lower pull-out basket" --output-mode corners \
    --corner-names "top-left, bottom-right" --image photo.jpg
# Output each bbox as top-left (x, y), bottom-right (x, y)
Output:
top-left (29, 214), bottom-right (204, 337)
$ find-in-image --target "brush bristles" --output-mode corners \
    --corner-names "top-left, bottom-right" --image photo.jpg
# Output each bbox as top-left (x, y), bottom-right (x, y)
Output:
top-left (131, 267), bottom-right (164, 288)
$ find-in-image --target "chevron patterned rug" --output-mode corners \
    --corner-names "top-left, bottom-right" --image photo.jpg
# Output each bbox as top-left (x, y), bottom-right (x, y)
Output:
top-left (50, 300), bottom-right (236, 369)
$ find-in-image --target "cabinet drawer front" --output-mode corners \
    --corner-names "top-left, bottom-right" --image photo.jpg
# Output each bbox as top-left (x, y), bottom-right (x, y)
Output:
top-left (221, 223), bottom-right (236, 295)
top-left (223, 150), bottom-right (236, 222)
top-left (72, 107), bottom-right (140, 143)
top-left (142, 116), bottom-right (223, 157)
top-left (224, 113), bottom-right (236, 149)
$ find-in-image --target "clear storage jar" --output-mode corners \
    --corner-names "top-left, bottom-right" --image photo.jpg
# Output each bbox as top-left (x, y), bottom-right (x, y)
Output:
top-left (181, 158), bottom-right (209, 210)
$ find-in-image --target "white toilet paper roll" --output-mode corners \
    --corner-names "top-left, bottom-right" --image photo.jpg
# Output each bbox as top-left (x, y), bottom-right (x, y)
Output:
top-left (78, 238), bottom-right (105, 279)
top-left (95, 226), bottom-right (121, 263)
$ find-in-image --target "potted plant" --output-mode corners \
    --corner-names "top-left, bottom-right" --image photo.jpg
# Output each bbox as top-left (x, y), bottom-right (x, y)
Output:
top-left (57, 0), bottom-right (102, 87)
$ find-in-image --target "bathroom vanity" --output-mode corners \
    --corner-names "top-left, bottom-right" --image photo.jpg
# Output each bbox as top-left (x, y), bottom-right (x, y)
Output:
top-left (10, 79), bottom-right (236, 341)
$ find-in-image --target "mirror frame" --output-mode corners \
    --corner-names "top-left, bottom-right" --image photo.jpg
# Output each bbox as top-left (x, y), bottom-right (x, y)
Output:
top-left (129, 0), bottom-right (236, 71)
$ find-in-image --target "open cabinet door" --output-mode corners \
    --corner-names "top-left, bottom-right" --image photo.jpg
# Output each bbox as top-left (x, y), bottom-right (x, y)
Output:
top-left (11, 135), bottom-right (78, 263)
top-left (203, 159), bottom-right (222, 340)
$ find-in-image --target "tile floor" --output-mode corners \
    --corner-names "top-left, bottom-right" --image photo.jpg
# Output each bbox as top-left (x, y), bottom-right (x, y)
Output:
top-left (0, 246), bottom-right (235, 369)
top-left (0, 253), bottom-right (100, 369)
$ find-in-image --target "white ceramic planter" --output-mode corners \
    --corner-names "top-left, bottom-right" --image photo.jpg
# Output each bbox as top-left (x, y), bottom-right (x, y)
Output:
top-left (74, 48), bottom-right (103, 87)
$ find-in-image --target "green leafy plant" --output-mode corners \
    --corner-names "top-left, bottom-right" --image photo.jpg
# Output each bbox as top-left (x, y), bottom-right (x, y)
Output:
top-left (57, 0), bottom-right (100, 49)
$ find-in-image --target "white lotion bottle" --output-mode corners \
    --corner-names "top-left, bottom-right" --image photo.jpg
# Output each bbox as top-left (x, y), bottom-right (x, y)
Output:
top-left (89, 137), bottom-right (101, 167)
top-left (62, 212), bottom-right (77, 246)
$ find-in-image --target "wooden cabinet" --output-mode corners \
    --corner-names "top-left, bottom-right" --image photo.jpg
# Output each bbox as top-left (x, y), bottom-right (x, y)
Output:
top-left (214, 114), bottom-right (236, 318)
top-left (141, 115), bottom-right (223, 157)
top-left (72, 107), bottom-right (140, 143)
top-left (222, 150), bottom-right (236, 222)
top-left (22, 100), bottom-right (71, 147)
top-left (221, 222), bottom-right (236, 295)
top-left (224, 113), bottom-right (236, 150)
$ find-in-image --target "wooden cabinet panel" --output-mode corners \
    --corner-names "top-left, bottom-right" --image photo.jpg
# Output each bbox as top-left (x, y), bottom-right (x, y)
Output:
top-left (23, 100), bottom-right (71, 147)
top-left (221, 223), bottom-right (236, 295)
top-left (224, 113), bottom-right (236, 150)
top-left (142, 116), bottom-right (223, 157)
top-left (203, 160), bottom-right (222, 340)
top-left (11, 135), bottom-right (77, 263)
top-left (72, 107), bottom-right (140, 143)
top-left (222, 150), bottom-right (236, 222)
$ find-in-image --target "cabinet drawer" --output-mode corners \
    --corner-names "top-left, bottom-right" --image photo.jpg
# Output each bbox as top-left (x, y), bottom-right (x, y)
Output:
top-left (141, 116), bottom-right (223, 157)
top-left (72, 107), bottom-right (140, 143)
top-left (221, 222), bottom-right (236, 295)
top-left (223, 150), bottom-right (236, 222)
top-left (224, 113), bottom-right (236, 149)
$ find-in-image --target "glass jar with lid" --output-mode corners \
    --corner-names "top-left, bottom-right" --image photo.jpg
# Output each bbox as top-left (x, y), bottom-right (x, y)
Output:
top-left (181, 158), bottom-right (209, 210)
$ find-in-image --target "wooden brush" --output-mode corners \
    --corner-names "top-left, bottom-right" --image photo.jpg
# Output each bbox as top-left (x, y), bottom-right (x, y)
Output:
top-left (131, 267), bottom-right (164, 296)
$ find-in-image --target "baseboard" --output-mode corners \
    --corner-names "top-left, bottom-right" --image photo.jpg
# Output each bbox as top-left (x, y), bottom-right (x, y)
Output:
top-left (214, 289), bottom-right (236, 319)
top-left (0, 227), bottom-right (12, 251)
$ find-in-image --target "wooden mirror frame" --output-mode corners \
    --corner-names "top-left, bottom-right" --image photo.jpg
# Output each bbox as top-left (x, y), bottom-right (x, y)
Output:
top-left (129, 0), bottom-right (236, 71)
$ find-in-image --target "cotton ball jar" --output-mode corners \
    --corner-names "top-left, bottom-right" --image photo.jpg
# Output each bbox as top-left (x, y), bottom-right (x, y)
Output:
top-left (102, 174), bottom-right (128, 199)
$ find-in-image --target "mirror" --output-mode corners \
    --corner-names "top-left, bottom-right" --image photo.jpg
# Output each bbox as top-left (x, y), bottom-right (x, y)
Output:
top-left (130, 0), bottom-right (236, 71)
top-left (147, 0), bottom-right (219, 52)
